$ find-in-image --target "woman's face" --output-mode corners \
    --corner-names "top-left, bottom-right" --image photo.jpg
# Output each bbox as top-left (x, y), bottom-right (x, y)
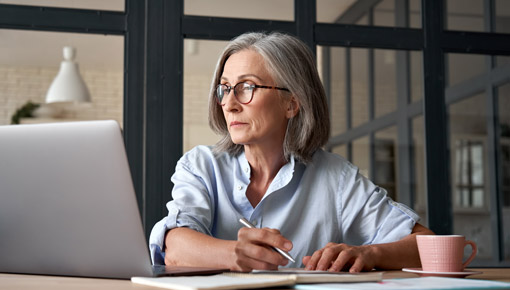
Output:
top-left (220, 49), bottom-right (292, 148)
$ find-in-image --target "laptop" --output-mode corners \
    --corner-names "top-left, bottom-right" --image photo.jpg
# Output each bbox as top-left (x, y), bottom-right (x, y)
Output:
top-left (0, 120), bottom-right (226, 279)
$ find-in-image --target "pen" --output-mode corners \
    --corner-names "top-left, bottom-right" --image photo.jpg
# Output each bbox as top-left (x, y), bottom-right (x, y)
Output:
top-left (238, 217), bottom-right (296, 263)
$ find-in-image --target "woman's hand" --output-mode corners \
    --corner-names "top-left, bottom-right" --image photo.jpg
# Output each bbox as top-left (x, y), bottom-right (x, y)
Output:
top-left (303, 224), bottom-right (433, 272)
top-left (302, 243), bottom-right (376, 273)
top-left (233, 227), bottom-right (293, 272)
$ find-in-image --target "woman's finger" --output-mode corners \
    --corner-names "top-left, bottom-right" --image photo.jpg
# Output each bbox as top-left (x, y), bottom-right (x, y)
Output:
top-left (348, 257), bottom-right (365, 273)
top-left (329, 249), bottom-right (352, 272)
top-left (302, 255), bottom-right (311, 266)
top-left (304, 248), bottom-right (324, 270)
top-left (233, 250), bottom-right (280, 272)
top-left (315, 246), bottom-right (340, 271)
top-left (238, 227), bottom-right (292, 252)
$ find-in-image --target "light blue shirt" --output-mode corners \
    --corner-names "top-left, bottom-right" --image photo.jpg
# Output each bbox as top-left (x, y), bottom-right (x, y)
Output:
top-left (149, 146), bottom-right (420, 267)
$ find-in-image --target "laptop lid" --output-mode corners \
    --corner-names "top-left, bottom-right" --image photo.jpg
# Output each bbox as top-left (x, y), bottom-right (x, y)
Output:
top-left (0, 120), bottom-right (153, 279)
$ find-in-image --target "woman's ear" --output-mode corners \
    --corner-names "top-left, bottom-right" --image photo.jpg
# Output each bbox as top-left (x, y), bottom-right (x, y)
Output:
top-left (286, 97), bottom-right (300, 119)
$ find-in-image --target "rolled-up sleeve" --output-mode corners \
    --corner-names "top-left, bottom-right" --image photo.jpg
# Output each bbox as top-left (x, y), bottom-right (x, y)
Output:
top-left (149, 147), bottom-right (215, 265)
top-left (341, 170), bottom-right (420, 246)
top-left (149, 217), bottom-right (169, 265)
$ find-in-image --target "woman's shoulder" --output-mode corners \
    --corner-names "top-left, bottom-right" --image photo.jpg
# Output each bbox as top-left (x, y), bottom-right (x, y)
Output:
top-left (179, 145), bottom-right (236, 169)
top-left (308, 149), bottom-right (359, 180)
top-left (182, 145), bottom-right (214, 159)
top-left (311, 149), bottom-right (356, 171)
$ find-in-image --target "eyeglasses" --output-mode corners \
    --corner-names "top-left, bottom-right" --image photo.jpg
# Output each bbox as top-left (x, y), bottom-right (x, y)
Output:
top-left (215, 82), bottom-right (290, 105)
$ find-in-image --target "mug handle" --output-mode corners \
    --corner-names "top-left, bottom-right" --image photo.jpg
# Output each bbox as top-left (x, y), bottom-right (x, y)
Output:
top-left (462, 240), bottom-right (477, 269)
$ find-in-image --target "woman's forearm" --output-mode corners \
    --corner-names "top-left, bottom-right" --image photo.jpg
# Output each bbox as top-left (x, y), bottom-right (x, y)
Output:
top-left (371, 223), bottom-right (434, 270)
top-left (164, 227), bottom-right (237, 269)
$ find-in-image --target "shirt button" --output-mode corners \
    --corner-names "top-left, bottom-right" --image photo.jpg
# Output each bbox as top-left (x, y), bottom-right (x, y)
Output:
top-left (245, 167), bottom-right (249, 173)
top-left (251, 220), bottom-right (257, 226)
top-left (237, 185), bottom-right (243, 191)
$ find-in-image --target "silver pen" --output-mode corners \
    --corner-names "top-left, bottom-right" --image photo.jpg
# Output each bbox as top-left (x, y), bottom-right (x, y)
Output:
top-left (238, 217), bottom-right (296, 263)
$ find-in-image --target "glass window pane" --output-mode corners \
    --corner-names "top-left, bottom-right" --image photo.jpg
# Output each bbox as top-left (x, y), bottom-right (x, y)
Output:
top-left (352, 48), bottom-right (369, 128)
top-left (374, 126), bottom-right (397, 201)
top-left (185, 0), bottom-right (293, 21)
top-left (447, 53), bottom-right (486, 87)
top-left (409, 0), bottom-right (422, 29)
top-left (317, 0), bottom-right (357, 23)
top-left (412, 115), bottom-right (427, 227)
top-left (352, 136), bottom-right (370, 179)
top-left (449, 92), bottom-right (493, 263)
top-left (318, 0), bottom-right (420, 28)
top-left (357, 15), bottom-right (369, 25)
top-left (462, 189), bottom-right (470, 207)
top-left (375, 49), bottom-right (397, 117)
top-left (496, 56), bottom-right (510, 68)
top-left (473, 188), bottom-right (484, 208)
top-left (497, 82), bottom-right (510, 261)
top-left (0, 29), bottom-right (123, 126)
top-left (320, 46), bottom-right (347, 136)
top-left (374, 0), bottom-right (395, 27)
top-left (183, 39), bottom-right (223, 153)
top-left (447, 0), bottom-right (484, 32)
top-left (471, 142), bottom-right (484, 186)
top-left (0, 0), bottom-right (124, 11)
top-left (410, 51), bottom-right (423, 102)
top-left (332, 144), bottom-right (347, 159)
top-left (496, 0), bottom-right (510, 34)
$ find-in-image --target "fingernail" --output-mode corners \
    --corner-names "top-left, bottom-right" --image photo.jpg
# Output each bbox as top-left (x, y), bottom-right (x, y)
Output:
top-left (284, 242), bottom-right (292, 251)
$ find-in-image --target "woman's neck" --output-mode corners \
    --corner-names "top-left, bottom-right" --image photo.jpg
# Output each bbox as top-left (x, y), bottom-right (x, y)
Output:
top-left (243, 144), bottom-right (287, 207)
top-left (244, 144), bottom-right (286, 182)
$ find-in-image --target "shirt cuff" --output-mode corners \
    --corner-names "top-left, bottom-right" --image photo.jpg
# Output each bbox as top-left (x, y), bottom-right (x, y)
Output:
top-left (149, 218), bottom-right (169, 265)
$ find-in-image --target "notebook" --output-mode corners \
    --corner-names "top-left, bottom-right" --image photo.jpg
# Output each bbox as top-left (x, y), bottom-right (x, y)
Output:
top-left (132, 273), bottom-right (296, 290)
top-left (0, 120), bottom-right (227, 279)
top-left (131, 271), bottom-right (383, 290)
top-left (252, 268), bottom-right (383, 283)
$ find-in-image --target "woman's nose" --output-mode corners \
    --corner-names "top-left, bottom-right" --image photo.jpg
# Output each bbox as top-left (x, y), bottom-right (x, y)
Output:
top-left (222, 89), bottom-right (240, 111)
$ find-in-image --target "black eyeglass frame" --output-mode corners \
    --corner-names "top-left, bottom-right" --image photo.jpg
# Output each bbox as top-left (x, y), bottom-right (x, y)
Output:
top-left (215, 82), bottom-right (290, 105)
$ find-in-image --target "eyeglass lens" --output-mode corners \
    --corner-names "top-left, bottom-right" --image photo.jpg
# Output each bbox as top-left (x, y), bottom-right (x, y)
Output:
top-left (216, 82), bottom-right (254, 105)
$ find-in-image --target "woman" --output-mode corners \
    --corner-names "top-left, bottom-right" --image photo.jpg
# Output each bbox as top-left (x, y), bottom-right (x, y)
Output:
top-left (149, 32), bottom-right (433, 272)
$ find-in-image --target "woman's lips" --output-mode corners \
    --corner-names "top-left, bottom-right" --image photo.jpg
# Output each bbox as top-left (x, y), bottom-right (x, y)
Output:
top-left (230, 121), bottom-right (246, 127)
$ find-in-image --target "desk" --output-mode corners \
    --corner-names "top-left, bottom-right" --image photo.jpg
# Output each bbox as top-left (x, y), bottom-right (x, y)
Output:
top-left (1, 268), bottom-right (509, 290)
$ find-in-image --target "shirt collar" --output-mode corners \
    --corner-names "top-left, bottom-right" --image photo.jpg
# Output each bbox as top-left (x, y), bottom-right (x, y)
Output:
top-left (237, 151), bottom-right (296, 191)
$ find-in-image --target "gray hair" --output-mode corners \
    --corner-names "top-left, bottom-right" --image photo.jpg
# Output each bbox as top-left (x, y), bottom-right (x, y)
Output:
top-left (208, 32), bottom-right (330, 163)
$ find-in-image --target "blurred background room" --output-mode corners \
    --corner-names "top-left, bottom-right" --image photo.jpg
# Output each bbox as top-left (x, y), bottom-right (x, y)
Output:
top-left (0, 0), bottom-right (508, 267)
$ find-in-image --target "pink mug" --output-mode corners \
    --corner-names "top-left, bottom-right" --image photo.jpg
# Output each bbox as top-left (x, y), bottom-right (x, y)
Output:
top-left (416, 235), bottom-right (477, 272)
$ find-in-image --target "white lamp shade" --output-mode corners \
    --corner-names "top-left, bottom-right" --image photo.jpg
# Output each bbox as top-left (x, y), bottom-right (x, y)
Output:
top-left (46, 47), bottom-right (91, 103)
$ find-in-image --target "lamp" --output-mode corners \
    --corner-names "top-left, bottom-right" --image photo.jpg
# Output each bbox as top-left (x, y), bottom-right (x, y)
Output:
top-left (45, 46), bottom-right (91, 103)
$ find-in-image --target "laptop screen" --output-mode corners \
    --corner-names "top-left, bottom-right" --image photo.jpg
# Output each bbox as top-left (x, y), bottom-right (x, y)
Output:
top-left (0, 120), bottom-right (153, 279)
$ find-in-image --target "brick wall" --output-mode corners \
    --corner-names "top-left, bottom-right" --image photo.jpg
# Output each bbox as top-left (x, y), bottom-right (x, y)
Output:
top-left (0, 65), bottom-right (123, 126)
